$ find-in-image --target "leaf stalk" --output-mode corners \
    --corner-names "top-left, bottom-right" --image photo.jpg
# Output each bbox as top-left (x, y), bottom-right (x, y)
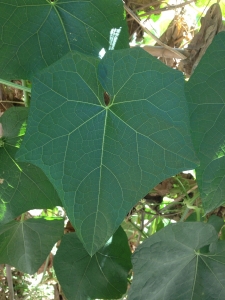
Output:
top-left (0, 78), bottom-right (31, 93)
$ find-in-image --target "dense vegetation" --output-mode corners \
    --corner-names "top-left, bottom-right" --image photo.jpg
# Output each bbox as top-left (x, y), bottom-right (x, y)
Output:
top-left (0, 0), bottom-right (225, 299)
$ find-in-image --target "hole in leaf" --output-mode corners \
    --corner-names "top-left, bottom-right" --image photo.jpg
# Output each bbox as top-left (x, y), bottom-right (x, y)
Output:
top-left (104, 92), bottom-right (110, 106)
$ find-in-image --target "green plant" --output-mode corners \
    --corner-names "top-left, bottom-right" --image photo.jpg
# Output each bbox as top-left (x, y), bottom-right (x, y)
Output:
top-left (0, 0), bottom-right (225, 299)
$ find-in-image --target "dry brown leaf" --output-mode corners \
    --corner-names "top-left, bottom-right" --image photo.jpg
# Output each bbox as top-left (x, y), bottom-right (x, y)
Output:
top-left (155, 15), bottom-right (189, 67)
top-left (153, 178), bottom-right (174, 196)
top-left (64, 220), bottom-right (75, 233)
top-left (179, 3), bottom-right (224, 76)
top-left (0, 81), bottom-right (24, 113)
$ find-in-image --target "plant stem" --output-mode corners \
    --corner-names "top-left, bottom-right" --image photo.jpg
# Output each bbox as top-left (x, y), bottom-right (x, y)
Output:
top-left (174, 176), bottom-right (191, 201)
top-left (0, 100), bottom-right (24, 105)
top-left (196, 208), bottom-right (201, 221)
top-left (179, 207), bottom-right (190, 222)
top-left (40, 254), bottom-right (50, 284)
top-left (179, 192), bottom-right (200, 222)
top-left (6, 264), bottom-right (15, 300)
top-left (128, 220), bottom-right (148, 238)
top-left (123, 4), bottom-right (186, 59)
top-left (21, 80), bottom-right (30, 107)
top-left (132, 45), bottom-right (187, 59)
top-left (23, 254), bottom-right (50, 300)
top-left (160, 185), bottom-right (198, 213)
top-left (20, 213), bottom-right (25, 222)
top-left (0, 79), bottom-right (31, 93)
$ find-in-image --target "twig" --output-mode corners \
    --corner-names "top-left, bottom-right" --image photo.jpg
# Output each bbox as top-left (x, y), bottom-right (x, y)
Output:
top-left (0, 79), bottom-right (31, 93)
top-left (6, 264), bottom-right (15, 300)
top-left (129, 0), bottom-right (167, 10)
top-left (22, 80), bottom-right (30, 107)
top-left (160, 185), bottom-right (198, 213)
top-left (128, 219), bottom-right (148, 239)
top-left (0, 100), bottom-right (24, 105)
top-left (139, 0), bottom-right (195, 17)
top-left (124, 3), bottom-right (186, 59)
top-left (24, 254), bottom-right (50, 300)
top-left (179, 191), bottom-right (201, 222)
top-left (142, 185), bottom-right (198, 227)
top-left (131, 45), bottom-right (187, 59)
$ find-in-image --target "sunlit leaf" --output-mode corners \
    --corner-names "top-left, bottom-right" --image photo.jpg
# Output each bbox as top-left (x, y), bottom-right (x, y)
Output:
top-left (0, 0), bottom-right (128, 79)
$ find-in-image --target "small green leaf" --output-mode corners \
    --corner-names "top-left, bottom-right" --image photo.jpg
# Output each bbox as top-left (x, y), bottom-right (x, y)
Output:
top-left (0, 217), bottom-right (64, 274)
top-left (185, 32), bottom-right (225, 213)
top-left (54, 226), bottom-right (131, 300)
top-left (129, 222), bottom-right (225, 300)
top-left (0, 107), bottom-right (62, 225)
top-left (0, 0), bottom-right (128, 79)
top-left (17, 48), bottom-right (198, 255)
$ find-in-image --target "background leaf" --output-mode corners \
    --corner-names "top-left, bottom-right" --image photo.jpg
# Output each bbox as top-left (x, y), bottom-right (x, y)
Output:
top-left (16, 48), bottom-right (198, 255)
top-left (185, 32), bottom-right (225, 213)
top-left (128, 222), bottom-right (225, 300)
top-left (54, 226), bottom-right (131, 300)
top-left (0, 217), bottom-right (64, 274)
top-left (0, 0), bottom-right (129, 80)
top-left (0, 107), bottom-right (62, 225)
top-left (207, 215), bottom-right (224, 233)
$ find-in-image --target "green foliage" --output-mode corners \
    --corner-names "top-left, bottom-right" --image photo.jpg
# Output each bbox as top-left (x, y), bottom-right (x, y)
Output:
top-left (186, 32), bottom-right (225, 213)
top-left (128, 222), bottom-right (225, 300)
top-left (0, 0), bottom-right (128, 80)
top-left (16, 48), bottom-right (198, 255)
top-left (0, 0), bottom-right (225, 299)
top-left (0, 107), bottom-right (62, 225)
top-left (0, 217), bottom-right (64, 274)
top-left (54, 226), bottom-right (132, 300)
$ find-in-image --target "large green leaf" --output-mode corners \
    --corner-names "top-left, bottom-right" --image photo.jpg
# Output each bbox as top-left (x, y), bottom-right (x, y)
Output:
top-left (54, 226), bottom-right (131, 300)
top-left (0, 107), bottom-right (62, 225)
top-left (185, 32), bottom-right (225, 213)
top-left (0, 217), bottom-right (64, 274)
top-left (16, 48), bottom-right (198, 255)
top-left (128, 222), bottom-right (225, 300)
top-left (0, 0), bottom-right (128, 80)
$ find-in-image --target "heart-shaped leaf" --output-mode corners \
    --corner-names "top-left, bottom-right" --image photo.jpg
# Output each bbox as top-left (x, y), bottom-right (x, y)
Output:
top-left (0, 217), bottom-right (64, 274)
top-left (16, 48), bottom-right (198, 255)
top-left (185, 31), bottom-right (225, 213)
top-left (0, 107), bottom-right (62, 225)
top-left (128, 222), bottom-right (225, 300)
top-left (0, 0), bottom-right (128, 79)
top-left (54, 226), bottom-right (131, 300)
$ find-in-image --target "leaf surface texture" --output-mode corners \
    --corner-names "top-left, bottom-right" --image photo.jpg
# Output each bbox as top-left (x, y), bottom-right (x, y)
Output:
top-left (0, 217), bottom-right (64, 274)
top-left (0, 107), bottom-right (62, 225)
top-left (17, 48), bottom-right (198, 254)
top-left (54, 226), bottom-right (131, 300)
top-left (129, 222), bottom-right (225, 300)
top-left (186, 31), bottom-right (225, 213)
top-left (0, 0), bottom-right (128, 79)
